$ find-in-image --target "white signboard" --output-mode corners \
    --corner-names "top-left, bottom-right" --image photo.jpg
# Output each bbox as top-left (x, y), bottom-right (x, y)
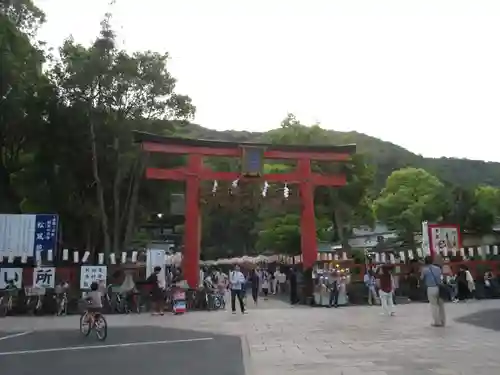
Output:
top-left (146, 248), bottom-right (166, 283)
top-left (0, 268), bottom-right (23, 289)
top-left (0, 214), bottom-right (35, 258)
top-left (0, 214), bottom-right (59, 259)
top-left (80, 266), bottom-right (107, 290)
top-left (430, 226), bottom-right (459, 256)
top-left (32, 267), bottom-right (56, 288)
top-left (421, 221), bottom-right (430, 256)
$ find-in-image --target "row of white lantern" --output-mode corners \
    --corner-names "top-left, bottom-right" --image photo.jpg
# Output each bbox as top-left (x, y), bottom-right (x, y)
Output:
top-left (438, 246), bottom-right (500, 257)
top-left (297, 246), bottom-right (500, 265)
top-left (0, 250), bottom-right (184, 266)
top-left (212, 180), bottom-right (290, 198)
top-left (0, 250), bottom-right (56, 264)
top-left (201, 254), bottom-right (278, 265)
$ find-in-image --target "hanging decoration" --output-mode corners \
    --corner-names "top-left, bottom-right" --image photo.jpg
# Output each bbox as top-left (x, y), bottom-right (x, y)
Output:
top-left (283, 183), bottom-right (290, 199)
top-left (229, 179), bottom-right (239, 195)
top-left (212, 180), bottom-right (218, 195)
top-left (262, 181), bottom-right (269, 197)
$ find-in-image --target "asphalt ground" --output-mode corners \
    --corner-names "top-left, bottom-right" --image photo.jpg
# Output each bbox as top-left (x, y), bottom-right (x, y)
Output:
top-left (0, 326), bottom-right (246, 375)
top-left (455, 308), bottom-right (500, 331)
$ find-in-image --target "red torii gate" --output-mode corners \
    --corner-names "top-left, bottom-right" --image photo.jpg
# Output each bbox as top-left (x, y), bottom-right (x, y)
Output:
top-left (134, 131), bottom-right (356, 288)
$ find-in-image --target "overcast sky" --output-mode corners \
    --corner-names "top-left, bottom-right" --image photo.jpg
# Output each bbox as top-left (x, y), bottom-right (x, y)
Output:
top-left (35, 0), bottom-right (500, 161)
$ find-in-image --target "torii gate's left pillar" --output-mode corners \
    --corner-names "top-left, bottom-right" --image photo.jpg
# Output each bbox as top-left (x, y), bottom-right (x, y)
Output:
top-left (183, 154), bottom-right (202, 288)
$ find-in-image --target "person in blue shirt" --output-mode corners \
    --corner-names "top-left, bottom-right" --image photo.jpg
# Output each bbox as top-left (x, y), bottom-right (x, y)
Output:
top-left (421, 256), bottom-right (446, 327)
top-left (229, 265), bottom-right (246, 314)
top-left (364, 269), bottom-right (378, 305)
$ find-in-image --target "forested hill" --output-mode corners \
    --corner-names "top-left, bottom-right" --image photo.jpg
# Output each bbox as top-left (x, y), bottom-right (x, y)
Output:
top-left (178, 122), bottom-right (500, 189)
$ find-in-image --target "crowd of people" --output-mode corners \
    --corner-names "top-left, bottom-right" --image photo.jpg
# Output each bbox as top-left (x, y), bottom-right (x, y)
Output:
top-left (361, 256), bottom-right (500, 328)
top-left (200, 265), bottom-right (289, 314)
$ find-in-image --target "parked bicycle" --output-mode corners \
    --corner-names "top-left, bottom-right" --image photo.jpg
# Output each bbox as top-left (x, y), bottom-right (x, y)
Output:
top-left (0, 291), bottom-right (15, 317)
top-left (206, 291), bottom-right (225, 310)
top-left (55, 282), bottom-right (69, 316)
top-left (25, 287), bottom-right (45, 316)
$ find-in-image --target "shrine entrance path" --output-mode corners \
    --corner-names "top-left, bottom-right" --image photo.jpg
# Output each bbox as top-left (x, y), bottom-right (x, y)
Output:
top-left (1, 299), bottom-right (500, 375)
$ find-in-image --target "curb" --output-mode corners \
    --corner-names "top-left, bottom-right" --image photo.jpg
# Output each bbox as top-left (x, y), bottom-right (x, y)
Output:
top-left (240, 334), bottom-right (254, 375)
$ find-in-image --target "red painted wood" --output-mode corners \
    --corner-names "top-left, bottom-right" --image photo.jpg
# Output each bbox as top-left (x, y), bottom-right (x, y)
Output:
top-left (143, 142), bottom-right (239, 157)
top-left (146, 168), bottom-right (347, 186)
top-left (142, 142), bottom-right (351, 161)
top-left (21, 266), bottom-right (78, 287)
top-left (265, 149), bottom-right (350, 161)
top-left (143, 139), bottom-right (350, 280)
top-left (146, 167), bottom-right (187, 181)
top-left (184, 154), bottom-right (203, 288)
top-left (298, 159), bottom-right (318, 269)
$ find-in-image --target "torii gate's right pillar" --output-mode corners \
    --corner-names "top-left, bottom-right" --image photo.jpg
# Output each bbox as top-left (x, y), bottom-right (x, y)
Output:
top-left (298, 158), bottom-right (317, 269)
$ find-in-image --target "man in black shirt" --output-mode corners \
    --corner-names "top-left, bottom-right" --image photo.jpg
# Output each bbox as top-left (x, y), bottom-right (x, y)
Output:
top-left (146, 266), bottom-right (164, 316)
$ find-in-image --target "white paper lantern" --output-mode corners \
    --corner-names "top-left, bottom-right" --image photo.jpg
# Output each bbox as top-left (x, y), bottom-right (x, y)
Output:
top-left (82, 251), bottom-right (90, 263)
top-left (98, 253), bottom-right (104, 264)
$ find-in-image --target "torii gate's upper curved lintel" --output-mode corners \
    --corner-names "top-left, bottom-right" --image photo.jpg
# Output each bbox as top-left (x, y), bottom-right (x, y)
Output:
top-left (133, 130), bottom-right (356, 288)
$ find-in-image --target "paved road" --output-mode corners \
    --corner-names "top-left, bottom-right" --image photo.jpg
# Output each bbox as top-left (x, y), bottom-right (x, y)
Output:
top-left (0, 297), bottom-right (500, 374)
top-left (0, 326), bottom-right (245, 375)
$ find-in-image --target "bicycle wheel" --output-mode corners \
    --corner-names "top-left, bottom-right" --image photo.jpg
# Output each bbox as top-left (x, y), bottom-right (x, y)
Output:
top-left (213, 296), bottom-right (221, 310)
top-left (94, 314), bottom-right (107, 341)
top-left (79, 312), bottom-right (92, 336)
top-left (57, 300), bottom-right (66, 316)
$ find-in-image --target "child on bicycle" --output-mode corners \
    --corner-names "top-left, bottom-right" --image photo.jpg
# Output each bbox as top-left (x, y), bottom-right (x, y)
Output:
top-left (85, 281), bottom-right (103, 325)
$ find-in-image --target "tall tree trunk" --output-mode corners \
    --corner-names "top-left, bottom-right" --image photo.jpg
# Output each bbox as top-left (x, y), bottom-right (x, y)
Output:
top-left (122, 152), bottom-right (147, 249)
top-left (112, 137), bottom-right (122, 254)
top-left (88, 111), bottom-right (111, 256)
top-left (333, 208), bottom-right (345, 244)
top-left (0, 137), bottom-right (20, 213)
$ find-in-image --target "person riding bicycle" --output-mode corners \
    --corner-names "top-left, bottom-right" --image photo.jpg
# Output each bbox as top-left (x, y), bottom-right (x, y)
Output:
top-left (85, 281), bottom-right (103, 325)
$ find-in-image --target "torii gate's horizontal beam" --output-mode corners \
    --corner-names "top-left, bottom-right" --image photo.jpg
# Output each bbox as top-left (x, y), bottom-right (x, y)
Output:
top-left (142, 142), bottom-right (352, 162)
top-left (146, 167), bottom-right (347, 186)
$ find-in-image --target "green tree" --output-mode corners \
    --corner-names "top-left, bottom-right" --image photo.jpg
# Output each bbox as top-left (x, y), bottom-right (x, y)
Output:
top-left (465, 185), bottom-right (500, 233)
top-left (373, 167), bottom-right (446, 248)
top-left (0, 0), bottom-right (48, 212)
top-left (256, 214), bottom-right (331, 255)
top-left (263, 114), bottom-right (375, 246)
top-left (50, 13), bottom-right (195, 254)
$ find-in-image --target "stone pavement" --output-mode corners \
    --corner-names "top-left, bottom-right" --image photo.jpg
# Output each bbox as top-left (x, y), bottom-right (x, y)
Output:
top-left (1, 298), bottom-right (500, 375)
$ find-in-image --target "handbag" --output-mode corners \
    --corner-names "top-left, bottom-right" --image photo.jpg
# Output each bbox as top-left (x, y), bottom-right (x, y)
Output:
top-left (429, 266), bottom-right (449, 300)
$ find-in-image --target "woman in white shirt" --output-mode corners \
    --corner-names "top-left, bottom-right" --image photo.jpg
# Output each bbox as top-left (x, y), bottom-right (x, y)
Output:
top-left (261, 272), bottom-right (270, 299)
